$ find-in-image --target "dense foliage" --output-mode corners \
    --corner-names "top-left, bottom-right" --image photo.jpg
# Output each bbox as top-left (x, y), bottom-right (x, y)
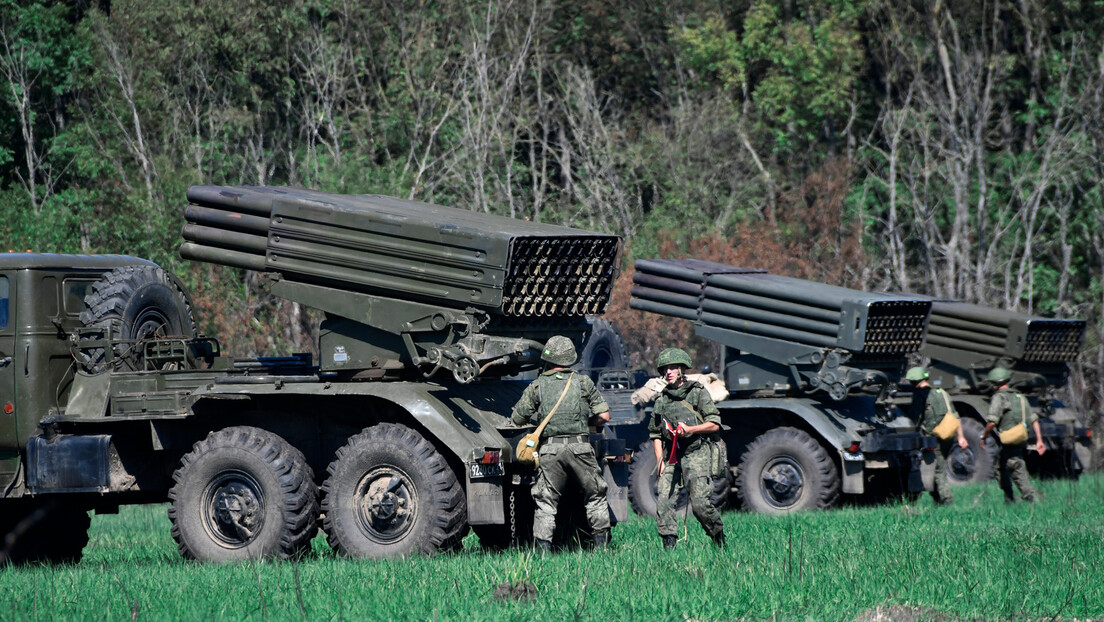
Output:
top-left (2, 0), bottom-right (1102, 417)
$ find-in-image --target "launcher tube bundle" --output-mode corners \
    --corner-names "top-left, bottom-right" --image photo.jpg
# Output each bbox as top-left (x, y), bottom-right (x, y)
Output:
top-left (923, 301), bottom-right (1084, 389)
top-left (181, 186), bottom-right (619, 317)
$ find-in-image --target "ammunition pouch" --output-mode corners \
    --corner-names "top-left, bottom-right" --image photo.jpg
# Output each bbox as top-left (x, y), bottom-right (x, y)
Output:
top-left (710, 438), bottom-right (729, 480)
top-left (931, 412), bottom-right (960, 441)
top-left (999, 424), bottom-right (1028, 446)
top-left (516, 432), bottom-right (541, 466)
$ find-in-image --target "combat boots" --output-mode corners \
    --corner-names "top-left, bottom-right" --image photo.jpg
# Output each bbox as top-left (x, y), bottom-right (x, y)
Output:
top-left (712, 532), bottom-right (727, 548)
top-left (662, 535), bottom-right (678, 549)
top-left (593, 531), bottom-right (610, 550)
top-left (536, 539), bottom-right (553, 554)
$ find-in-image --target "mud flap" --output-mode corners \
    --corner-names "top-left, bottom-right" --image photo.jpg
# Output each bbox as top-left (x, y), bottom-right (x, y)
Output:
top-left (602, 461), bottom-right (628, 523)
top-left (466, 477), bottom-right (504, 525)
top-left (842, 452), bottom-right (864, 494)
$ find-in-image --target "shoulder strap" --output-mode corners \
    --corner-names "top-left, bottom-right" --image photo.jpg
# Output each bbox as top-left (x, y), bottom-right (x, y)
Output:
top-left (934, 388), bottom-right (953, 414)
top-left (1017, 393), bottom-right (1028, 426)
top-left (533, 373), bottom-right (574, 438)
top-left (679, 398), bottom-right (706, 424)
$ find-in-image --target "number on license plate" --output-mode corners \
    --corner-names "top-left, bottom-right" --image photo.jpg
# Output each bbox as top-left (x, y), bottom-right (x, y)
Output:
top-left (469, 462), bottom-right (504, 479)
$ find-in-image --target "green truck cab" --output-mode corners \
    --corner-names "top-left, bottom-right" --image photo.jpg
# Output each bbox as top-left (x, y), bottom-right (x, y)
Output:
top-left (0, 186), bottom-right (626, 564)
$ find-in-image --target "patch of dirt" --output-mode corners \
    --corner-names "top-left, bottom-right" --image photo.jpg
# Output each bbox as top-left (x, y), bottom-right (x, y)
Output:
top-left (852, 605), bottom-right (948, 622)
top-left (493, 581), bottom-right (537, 603)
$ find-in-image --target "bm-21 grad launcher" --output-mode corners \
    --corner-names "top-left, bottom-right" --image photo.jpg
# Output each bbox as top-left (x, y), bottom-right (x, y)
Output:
top-left (0, 187), bottom-right (623, 566)
top-left (895, 298), bottom-right (1091, 482)
top-left (617, 258), bottom-right (934, 514)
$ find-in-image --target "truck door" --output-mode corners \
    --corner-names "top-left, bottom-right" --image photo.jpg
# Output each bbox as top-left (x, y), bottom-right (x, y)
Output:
top-left (0, 274), bottom-right (18, 480)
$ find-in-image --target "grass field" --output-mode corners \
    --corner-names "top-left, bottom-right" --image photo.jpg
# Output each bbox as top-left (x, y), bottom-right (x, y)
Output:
top-left (2, 475), bottom-right (1103, 621)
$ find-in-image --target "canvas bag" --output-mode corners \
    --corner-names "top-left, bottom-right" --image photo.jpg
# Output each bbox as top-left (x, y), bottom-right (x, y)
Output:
top-left (998, 393), bottom-right (1030, 446)
top-left (930, 388), bottom-right (961, 441)
top-left (515, 374), bottom-right (574, 466)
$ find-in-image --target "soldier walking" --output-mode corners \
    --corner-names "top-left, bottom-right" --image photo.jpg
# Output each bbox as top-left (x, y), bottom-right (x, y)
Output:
top-left (511, 335), bottom-right (611, 551)
top-left (980, 367), bottom-right (1045, 503)
top-left (905, 366), bottom-right (968, 505)
top-left (650, 347), bottom-right (726, 549)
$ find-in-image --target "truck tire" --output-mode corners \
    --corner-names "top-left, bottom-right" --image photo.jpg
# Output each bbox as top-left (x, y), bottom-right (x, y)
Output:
top-left (168, 426), bottom-right (319, 562)
top-left (322, 423), bottom-right (466, 558)
top-left (81, 265), bottom-right (198, 370)
top-left (0, 499), bottom-right (91, 565)
top-left (947, 417), bottom-right (996, 484)
top-left (737, 427), bottom-right (840, 514)
top-left (578, 318), bottom-right (628, 376)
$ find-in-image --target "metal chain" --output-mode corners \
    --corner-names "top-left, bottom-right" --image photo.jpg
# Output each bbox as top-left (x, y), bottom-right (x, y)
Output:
top-left (508, 488), bottom-right (516, 543)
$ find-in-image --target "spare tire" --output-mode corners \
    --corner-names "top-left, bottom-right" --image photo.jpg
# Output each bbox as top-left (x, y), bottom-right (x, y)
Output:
top-left (81, 265), bottom-right (197, 370)
top-left (578, 318), bottom-right (628, 379)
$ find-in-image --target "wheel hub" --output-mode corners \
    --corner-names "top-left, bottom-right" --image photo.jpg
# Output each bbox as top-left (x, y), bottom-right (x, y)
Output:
top-left (760, 458), bottom-right (805, 508)
top-left (949, 446), bottom-right (976, 480)
top-left (205, 473), bottom-right (264, 547)
top-left (358, 472), bottom-right (415, 542)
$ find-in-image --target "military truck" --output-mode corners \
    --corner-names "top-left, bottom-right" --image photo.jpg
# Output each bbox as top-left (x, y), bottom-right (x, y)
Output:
top-left (0, 185), bottom-right (625, 564)
top-left (892, 299), bottom-right (1091, 483)
top-left (616, 258), bottom-right (935, 515)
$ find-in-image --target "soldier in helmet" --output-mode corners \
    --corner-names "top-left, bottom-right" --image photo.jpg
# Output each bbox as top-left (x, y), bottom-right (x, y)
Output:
top-left (980, 367), bottom-right (1045, 503)
top-left (905, 366), bottom-right (968, 505)
top-left (511, 335), bottom-right (612, 551)
top-left (649, 347), bottom-right (726, 549)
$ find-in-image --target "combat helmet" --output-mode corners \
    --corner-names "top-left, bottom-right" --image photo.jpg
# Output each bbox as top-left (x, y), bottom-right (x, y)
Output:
top-left (905, 366), bottom-right (929, 382)
top-left (541, 335), bottom-right (578, 366)
top-left (655, 347), bottom-right (692, 372)
top-left (986, 366), bottom-right (1012, 384)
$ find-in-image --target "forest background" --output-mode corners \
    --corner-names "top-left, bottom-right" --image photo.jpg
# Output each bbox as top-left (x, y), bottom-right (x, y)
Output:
top-left (2, 0), bottom-right (1102, 435)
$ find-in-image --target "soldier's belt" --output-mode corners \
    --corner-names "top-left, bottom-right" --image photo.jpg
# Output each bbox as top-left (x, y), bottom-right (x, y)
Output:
top-left (544, 434), bottom-right (590, 445)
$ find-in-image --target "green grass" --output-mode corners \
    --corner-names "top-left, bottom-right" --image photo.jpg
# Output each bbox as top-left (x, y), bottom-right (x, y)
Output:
top-left (3, 476), bottom-right (1103, 621)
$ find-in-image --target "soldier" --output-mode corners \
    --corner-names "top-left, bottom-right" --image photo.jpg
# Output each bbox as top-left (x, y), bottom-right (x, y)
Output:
top-left (511, 335), bottom-right (611, 551)
top-left (980, 367), bottom-right (1045, 503)
top-left (905, 366), bottom-right (968, 505)
top-left (650, 347), bottom-right (726, 549)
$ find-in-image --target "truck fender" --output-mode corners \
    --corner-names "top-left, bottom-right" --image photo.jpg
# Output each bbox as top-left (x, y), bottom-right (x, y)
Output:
top-left (715, 398), bottom-right (864, 493)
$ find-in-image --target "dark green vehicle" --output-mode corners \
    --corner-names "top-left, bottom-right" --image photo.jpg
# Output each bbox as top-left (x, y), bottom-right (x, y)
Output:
top-left (893, 299), bottom-right (1091, 483)
top-left (0, 186), bottom-right (625, 564)
top-left (618, 259), bottom-right (934, 515)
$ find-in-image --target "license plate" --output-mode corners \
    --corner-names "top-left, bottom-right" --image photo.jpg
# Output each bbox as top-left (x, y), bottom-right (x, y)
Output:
top-left (469, 462), bottom-right (504, 479)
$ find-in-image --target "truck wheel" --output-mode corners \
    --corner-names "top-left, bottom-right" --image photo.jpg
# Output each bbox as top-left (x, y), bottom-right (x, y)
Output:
top-left (0, 499), bottom-right (91, 565)
top-left (322, 423), bottom-right (466, 558)
top-left (168, 426), bottom-right (319, 562)
top-left (737, 427), bottom-right (840, 514)
top-left (578, 318), bottom-right (628, 377)
top-left (81, 265), bottom-right (198, 370)
top-left (947, 418), bottom-right (996, 484)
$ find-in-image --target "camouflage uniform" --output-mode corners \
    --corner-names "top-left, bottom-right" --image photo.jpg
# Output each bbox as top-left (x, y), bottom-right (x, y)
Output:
top-left (649, 380), bottom-right (724, 540)
top-left (511, 368), bottom-right (610, 542)
top-left (909, 386), bottom-right (957, 504)
top-left (986, 387), bottom-right (1040, 502)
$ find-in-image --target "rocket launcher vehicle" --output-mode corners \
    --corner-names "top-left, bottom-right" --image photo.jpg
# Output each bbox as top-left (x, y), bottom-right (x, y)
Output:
top-left (630, 258), bottom-right (931, 401)
top-left (180, 186), bottom-right (621, 383)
